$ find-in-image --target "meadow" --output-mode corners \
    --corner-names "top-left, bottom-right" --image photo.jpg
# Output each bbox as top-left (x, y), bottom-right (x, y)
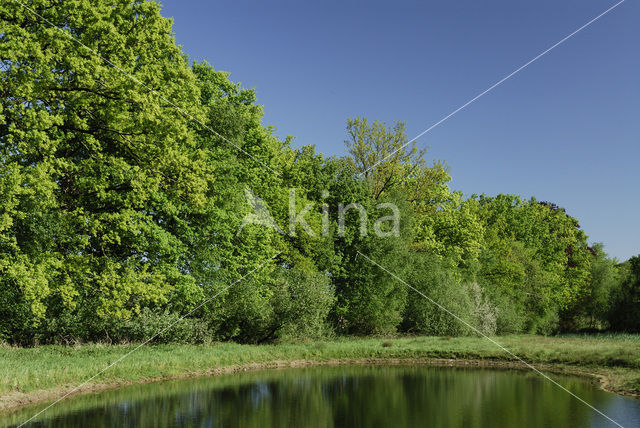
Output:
top-left (2, 334), bottom-right (639, 411)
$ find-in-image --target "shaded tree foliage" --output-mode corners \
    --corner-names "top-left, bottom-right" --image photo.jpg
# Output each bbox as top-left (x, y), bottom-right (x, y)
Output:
top-left (608, 256), bottom-right (640, 333)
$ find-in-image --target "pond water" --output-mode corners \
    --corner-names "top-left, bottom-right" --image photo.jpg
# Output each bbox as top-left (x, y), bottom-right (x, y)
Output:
top-left (2, 365), bottom-right (639, 427)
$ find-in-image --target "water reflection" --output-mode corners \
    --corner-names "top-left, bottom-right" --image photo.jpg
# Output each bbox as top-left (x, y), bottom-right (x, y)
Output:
top-left (2, 365), bottom-right (639, 427)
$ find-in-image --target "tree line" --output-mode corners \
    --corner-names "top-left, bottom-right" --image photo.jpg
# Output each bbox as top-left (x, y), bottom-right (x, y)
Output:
top-left (1, 0), bottom-right (638, 345)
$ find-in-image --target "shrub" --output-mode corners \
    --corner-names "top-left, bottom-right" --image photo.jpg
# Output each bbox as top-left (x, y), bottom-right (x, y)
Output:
top-left (466, 282), bottom-right (498, 336)
top-left (527, 306), bottom-right (560, 335)
top-left (272, 267), bottom-right (335, 340)
top-left (489, 292), bottom-right (526, 335)
top-left (115, 308), bottom-right (213, 344)
top-left (207, 265), bottom-right (334, 343)
top-left (402, 254), bottom-right (473, 336)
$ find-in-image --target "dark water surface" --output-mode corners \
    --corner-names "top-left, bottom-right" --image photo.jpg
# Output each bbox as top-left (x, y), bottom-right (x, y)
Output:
top-left (2, 365), bottom-right (639, 427)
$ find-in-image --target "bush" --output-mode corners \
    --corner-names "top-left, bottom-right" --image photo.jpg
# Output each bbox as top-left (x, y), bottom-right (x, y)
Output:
top-left (402, 254), bottom-right (473, 336)
top-left (488, 292), bottom-right (526, 335)
top-left (466, 282), bottom-right (497, 336)
top-left (207, 265), bottom-right (334, 343)
top-left (115, 308), bottom-right (213, 344)
top-left (28, 306), bottom-right (212, 345)
top-left (527, 305), bottom-right (560, 335)
top-left (272, 267), bottom-right (335, 340)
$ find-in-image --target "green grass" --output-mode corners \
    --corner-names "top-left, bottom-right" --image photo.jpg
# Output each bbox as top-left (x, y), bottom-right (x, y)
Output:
top-left (556, 332), bottom-right (640, 341)
top-left (1, 335), bottom-right (639, 410)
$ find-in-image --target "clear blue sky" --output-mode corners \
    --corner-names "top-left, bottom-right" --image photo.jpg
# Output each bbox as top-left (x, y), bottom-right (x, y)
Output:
top-left (159, 0), bottom-right (639, 261)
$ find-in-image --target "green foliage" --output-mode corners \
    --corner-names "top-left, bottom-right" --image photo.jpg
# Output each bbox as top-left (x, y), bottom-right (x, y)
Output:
top-left (0, 0), bottom-right (208, 335)
top-left (486, 291), bottom-right (526, 335)
top-left (560, 243), bottom-right (620, 331)
top-left (587, 246), bottom-right (619, 323)
top-left (608, 256), bottom-right (640, 332)
top-left (271, 266), bottom-right (335, 340)
top-left (0, 0), bottom-right (283, 344)
top-left (321, 159), bottom-right (414, 335)
top-left (473, 195), bottom-right (593, 333)
top-left (402, 254), bottom-right (473, 336)
top-left (0, 1), bottom-right (633, 345)
top-left (344, 118), bottom-right (449, 201)
top-left (205, 266), bottom-right (334, 343)
top-left (115, 308), bottom-right (213, 344)
top-left (414, 193), bottom-right (485, 275)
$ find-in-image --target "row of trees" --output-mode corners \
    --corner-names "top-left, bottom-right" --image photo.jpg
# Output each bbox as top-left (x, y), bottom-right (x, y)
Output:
top-left (1, 0), bottom-right (637, 345)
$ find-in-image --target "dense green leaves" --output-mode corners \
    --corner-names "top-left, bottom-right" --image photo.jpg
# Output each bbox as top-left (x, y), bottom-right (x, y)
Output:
top-left (608, 256), bottom-right (640, 332)
top-left (0, 0), bottom-right (286, 343)
top-left (1, 0), bottom-right (634, 344)
top-left (1, 0), bottom-right (205, 337)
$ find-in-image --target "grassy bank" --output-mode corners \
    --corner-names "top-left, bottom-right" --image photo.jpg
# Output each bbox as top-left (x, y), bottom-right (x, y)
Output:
top-left (2, 335), bottom-right (639, 411)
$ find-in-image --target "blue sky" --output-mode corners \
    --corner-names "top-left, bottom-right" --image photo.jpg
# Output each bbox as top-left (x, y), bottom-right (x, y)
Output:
top-left (160, 0), bottom-right (639, 261)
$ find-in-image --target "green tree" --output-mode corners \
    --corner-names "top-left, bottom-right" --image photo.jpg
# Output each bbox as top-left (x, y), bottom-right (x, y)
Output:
top-left (344, 118), bottom-right (483, 275)
top-left (608, 255), bottom-right (640, 332)
top-left (323, 159), bottom-right (411, 334)
top-left (344, 117), bottom-right (450, 202)
top-left (0, 0), bottom-right (282, 343)
top-left (560, 243), bottom-right (619, 331)
top-left (1, 0), bottom-right (204, 340)
top-left (475, 195), bottom-right (592, 333)
top-left (413, 192), bottom-right (485, 277)
top-left (402, 253), bottom-right (474, 336)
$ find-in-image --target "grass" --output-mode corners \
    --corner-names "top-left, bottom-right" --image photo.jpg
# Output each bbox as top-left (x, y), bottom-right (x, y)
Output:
top-left (1, 335), bottom-right (639, 411)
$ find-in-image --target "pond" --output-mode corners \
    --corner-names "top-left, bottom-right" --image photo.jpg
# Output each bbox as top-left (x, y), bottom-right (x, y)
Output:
top-left (2, 365), bottom-right (639, 427)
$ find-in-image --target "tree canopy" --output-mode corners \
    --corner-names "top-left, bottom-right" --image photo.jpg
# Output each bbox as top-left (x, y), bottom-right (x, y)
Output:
top-left (0, 0), bottom-right (635, 344)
